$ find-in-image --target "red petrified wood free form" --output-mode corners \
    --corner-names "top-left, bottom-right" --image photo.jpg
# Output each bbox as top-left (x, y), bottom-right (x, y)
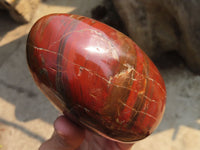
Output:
top-left (26, 14), bottom-right (166, 143)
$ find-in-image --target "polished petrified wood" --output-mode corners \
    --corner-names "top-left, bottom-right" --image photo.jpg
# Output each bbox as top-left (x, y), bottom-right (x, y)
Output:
top-left (26, 14), bottom-right (166, 143)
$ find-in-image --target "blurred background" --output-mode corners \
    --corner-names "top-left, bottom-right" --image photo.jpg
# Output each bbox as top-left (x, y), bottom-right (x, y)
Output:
top-left (0, 0), bottom-right (200, 150)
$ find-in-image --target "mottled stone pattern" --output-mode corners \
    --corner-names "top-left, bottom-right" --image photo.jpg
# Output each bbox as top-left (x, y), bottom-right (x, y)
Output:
top-left (112, 0), bottom-right (200, 73)
top-left (26, 14), bottom-right (166, 142)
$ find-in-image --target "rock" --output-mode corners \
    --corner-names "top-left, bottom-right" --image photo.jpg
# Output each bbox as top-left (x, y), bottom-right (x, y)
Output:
top-left (0, 0), bottom-right (40, 23)
top-left (112, 0), bottom-right (200, 73)
top-left (91, 0), bottom-right (128, 35)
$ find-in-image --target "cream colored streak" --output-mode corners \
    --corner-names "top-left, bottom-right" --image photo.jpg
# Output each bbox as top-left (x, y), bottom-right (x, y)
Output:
top-left (120, 100), bottom-right (157, 120)
top-left (30, 44), bottom-right (163, 104)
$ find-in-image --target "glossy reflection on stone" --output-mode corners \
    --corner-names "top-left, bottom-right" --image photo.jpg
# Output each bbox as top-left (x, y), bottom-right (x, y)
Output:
top-left (26, 13), bottom-right (166, 143)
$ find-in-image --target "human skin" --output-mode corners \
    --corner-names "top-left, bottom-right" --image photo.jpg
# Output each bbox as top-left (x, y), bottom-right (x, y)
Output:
top-left (39, 116), bottom-right (134, 150)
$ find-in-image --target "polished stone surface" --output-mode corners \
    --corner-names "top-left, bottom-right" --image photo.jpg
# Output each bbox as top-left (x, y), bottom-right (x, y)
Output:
top-left (27, 14), bottom-right (166, 142)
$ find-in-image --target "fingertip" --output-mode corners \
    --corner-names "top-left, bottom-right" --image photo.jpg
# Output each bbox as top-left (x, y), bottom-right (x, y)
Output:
top-left (117, 142), bottom-right (134, 150)
top-left (54, 115), bottom-right (85, 146)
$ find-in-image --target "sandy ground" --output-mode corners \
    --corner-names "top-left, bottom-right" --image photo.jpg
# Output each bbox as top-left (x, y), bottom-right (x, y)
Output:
top-left (0, 0), bottom-right (200, 150)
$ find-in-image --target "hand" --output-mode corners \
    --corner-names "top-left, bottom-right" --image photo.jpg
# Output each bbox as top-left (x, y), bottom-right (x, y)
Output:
top-left (39, 116), bottom-right (134, 150)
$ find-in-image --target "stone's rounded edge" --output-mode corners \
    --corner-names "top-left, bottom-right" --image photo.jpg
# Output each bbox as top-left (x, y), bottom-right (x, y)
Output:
top-left (26, 13), bottom-right (166, 143)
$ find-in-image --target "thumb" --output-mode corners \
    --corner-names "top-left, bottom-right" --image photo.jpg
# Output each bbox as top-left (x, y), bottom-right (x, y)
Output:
top-left (39, 116), bottom-right (85, 150)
